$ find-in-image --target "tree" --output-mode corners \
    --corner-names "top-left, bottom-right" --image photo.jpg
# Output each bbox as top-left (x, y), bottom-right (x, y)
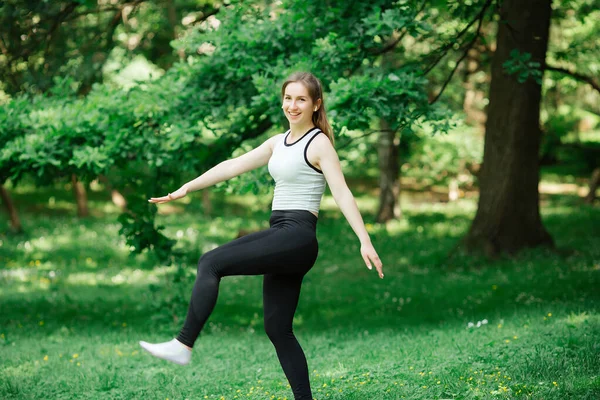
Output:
top-left (0, 0), bottom-right (453, 260)
top-left (464, 0), bottom-right (554, 254)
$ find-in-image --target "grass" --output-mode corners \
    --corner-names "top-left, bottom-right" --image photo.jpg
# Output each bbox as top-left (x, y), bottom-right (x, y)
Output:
top-left (1, 182), bottom-right (599, 399)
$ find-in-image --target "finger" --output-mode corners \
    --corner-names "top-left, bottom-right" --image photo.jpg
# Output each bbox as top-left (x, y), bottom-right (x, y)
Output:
top-left (148, 196), bottom-right (170, 203)
top-left (371, 256), bottom-right (384, 278)
top-left (362, 254), bottom-right (372, 270)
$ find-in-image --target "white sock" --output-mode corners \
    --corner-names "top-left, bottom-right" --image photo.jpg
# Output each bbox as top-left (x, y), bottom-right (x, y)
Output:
top-left (139, 338), bottom-right (192, 365)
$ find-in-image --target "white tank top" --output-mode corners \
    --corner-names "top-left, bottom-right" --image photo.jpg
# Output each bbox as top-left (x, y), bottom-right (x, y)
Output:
top-left (268, 127), bottom-right (327, 214)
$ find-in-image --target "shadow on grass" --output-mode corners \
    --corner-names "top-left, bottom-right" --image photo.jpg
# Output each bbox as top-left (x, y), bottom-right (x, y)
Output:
top-left (2, 190), bottom-right (599, 342)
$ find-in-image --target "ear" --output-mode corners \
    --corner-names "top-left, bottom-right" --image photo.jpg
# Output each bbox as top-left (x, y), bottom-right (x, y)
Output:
top-left (314, 98), bottom-right (322, 112)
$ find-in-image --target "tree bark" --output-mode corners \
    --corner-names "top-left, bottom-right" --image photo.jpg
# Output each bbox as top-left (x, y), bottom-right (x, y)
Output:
top-left (0, 184), bottom-right (23, 233)
top-left (202, 190), bottom-right (212, 216)
top-left (71, 174), bottom-right (89, 217)
top-left (464, 0), bottom-right (554, 255)
top-left (97, 175), bottom-right (127, 211)
top-left (585, 168), bottom-right (600, 204)
top-left (376, 119), bottom-right (401, 223)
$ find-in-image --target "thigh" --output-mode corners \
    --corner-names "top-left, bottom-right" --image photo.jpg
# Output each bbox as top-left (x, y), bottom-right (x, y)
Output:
top-left (263, 273), bottom-right (304, 327)
top-left (202, 226), bottom-right (316, 277)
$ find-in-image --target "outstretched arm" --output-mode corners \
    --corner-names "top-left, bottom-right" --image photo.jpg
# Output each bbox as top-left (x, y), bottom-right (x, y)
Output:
top-left (315, 136), bottom-right (384, 279)
top-left (149, 134), bottom-right (282, 204)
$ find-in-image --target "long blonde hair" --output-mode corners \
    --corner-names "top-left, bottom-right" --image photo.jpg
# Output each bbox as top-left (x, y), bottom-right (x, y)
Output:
top-left (281, 72), bottom-right (334, 146)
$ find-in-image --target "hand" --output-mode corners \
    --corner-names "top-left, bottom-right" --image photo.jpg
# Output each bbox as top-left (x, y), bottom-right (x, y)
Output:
top-left (148, 186), bottom-right (188, 204)
top-left (361, 242), bottom-right (384, 279)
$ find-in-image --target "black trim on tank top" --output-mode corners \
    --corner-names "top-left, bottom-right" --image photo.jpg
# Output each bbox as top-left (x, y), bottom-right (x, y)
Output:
top-left (284, 127), bottom-right (319, 147)
top-left (304, 130), bottom-right (323, 174)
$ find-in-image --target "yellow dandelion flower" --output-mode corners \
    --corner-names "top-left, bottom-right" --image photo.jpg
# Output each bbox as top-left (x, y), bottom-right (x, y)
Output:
top-left (72, 353), bottom-right (79, 358)
top-left (547, 313), bottom-right (552, 317)
top-left (39, 321), bottom-right (44, 326)
top-left (43, 355), bottom-right (48, 361)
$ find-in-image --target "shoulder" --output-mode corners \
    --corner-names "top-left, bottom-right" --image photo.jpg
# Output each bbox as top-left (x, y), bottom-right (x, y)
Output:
top-left (310, 132), bottom-right (336, 158)
top-left (265, 133), bottom-right (285, 151)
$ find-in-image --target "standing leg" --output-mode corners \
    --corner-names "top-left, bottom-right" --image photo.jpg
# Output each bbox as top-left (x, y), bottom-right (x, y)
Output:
top-left (263, 273), bottom-right (313, 400)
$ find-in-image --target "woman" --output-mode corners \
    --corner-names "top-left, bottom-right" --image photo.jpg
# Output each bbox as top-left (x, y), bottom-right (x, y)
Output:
top-left (140, 72), bottom-right (384, 400)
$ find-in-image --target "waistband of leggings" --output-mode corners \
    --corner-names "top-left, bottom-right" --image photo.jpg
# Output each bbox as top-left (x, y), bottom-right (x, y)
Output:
top-left (269, 209), bottom-right (318, 230)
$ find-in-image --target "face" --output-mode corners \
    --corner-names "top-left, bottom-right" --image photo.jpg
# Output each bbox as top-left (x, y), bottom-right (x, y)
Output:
top-left (282, 82), bottom-right (321, 127)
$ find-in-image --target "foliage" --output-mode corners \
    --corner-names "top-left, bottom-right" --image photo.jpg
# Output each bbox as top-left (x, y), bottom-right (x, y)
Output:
top-left (404, 126), bottom-right (483, 188)
top-left (503, 49), bottom-right (543, 84)
top-left (2, 0), bottom-right (598, 260)
top-left (1, 0), bottom-right (458, 262)
top-left (0, 0), bottom-right (220, 96)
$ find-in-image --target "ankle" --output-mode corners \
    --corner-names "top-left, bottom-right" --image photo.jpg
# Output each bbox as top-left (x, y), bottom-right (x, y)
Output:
top-left (176, 339), bottom-right (193, 351)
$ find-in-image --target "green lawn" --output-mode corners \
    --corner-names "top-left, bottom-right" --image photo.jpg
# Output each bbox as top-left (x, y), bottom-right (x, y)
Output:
top-left (1, 185), bottom-right (599, 399)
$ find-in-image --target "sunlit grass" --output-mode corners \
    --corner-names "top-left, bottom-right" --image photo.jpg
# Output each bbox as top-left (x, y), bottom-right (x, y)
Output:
top-left (1, 183), bottom-right (599, 399)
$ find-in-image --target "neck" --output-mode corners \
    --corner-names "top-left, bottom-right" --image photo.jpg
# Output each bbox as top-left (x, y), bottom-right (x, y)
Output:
top-left (289, 123), bottom-right (316, 139)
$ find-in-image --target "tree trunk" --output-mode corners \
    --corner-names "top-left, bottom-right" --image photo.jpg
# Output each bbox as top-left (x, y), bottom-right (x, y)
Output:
top-left (376, 119), bottom-right (401, 223)
top-left (0, 184), bottom-right (23, 233)
top-left (585, 167), bottom-right (600, 204)
top-left (71, 174), bottom-right (89, 217)
top-left (202, 190), bottom-right (213, 216)
top-left (97, 175), bottom-right (127, 211)
top-left (464, 0), bottom-right (554, 255)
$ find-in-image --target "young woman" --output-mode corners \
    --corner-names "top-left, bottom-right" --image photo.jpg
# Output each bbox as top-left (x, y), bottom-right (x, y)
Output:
top-left (140, 72), bottom-right (384, 400)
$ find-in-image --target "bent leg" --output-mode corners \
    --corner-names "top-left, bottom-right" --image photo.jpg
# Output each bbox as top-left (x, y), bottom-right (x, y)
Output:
top-left (263, 273), bottom-right (313, 400)
top-left (177, 227), bottom-right (314, 347)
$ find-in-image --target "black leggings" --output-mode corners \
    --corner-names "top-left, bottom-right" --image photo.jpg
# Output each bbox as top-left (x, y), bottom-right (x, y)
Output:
top-left (177, 210), bottom-right (318, 400)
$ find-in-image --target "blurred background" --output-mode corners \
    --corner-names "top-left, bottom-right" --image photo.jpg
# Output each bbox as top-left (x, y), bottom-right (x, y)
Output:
top-left (0, 1), bottom-right (599, 399)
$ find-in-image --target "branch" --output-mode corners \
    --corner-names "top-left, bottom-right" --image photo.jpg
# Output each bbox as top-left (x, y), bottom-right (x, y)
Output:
top-left (44, 2), bottom-right (80, 55)
top-left (429, 14), bottom-right (485, 104)
top-left (422, 0), bottom-right (493, 76)
top-left (66, 0), bottom-right (150, 21)
top-left (190, 7), bottom-right (223, 25)
top-left (369, 0), bottom-right (428, 56)
top-left (545, 64), bottom-right (600, 94)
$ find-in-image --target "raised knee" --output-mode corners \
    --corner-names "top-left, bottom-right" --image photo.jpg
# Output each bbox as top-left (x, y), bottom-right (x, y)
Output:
top-left (197, 252), bottom-right (216, 275)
